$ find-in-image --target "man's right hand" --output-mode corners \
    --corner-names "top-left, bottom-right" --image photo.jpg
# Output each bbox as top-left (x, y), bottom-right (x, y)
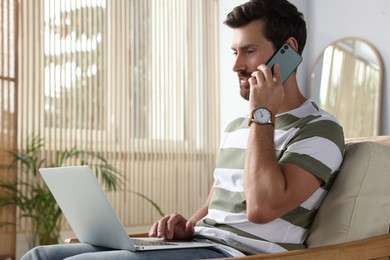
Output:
top-left (148, 213), bottom-right (195, 241)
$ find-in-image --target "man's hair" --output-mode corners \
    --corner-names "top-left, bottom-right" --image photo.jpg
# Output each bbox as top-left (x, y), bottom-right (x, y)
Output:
top-left (224, 0), bottom-right (307, 55)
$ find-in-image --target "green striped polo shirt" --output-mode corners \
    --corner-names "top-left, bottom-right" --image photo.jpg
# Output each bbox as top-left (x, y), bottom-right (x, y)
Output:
top-left (195, 100), bottom-right (345, 255)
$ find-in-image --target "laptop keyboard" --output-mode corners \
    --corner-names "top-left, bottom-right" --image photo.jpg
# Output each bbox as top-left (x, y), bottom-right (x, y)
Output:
top-left (131, 238), bottom-right (178, 246)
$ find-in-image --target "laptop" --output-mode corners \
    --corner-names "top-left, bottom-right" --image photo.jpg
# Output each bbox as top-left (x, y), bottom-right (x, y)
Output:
top-left (39, 165), bottom-right (214, 251)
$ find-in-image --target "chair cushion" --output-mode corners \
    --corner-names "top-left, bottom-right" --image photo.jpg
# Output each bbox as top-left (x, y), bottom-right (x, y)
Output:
top-left (306, 141), bottom-right (390, 247)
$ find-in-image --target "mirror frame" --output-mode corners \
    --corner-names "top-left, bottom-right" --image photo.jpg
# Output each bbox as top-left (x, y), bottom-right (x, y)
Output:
top-left (308, 37), bottom-right (383, 138)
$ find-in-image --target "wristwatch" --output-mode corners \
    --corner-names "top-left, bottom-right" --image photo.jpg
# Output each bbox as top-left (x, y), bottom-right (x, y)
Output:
top-left (248, 107), bottom-right (275, 126)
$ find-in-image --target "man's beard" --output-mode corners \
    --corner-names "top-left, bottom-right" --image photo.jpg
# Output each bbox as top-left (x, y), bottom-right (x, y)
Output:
top-left (238, 71), bottom-right (251, 101)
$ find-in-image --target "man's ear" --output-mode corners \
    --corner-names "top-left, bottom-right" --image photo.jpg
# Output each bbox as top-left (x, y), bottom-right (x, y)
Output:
top-left (285, 37), bottom-right (299, 52)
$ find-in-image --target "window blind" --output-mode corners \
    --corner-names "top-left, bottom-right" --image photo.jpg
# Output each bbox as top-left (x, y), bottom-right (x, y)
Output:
top-left (0, 0), bottom-right (17, 257)
top-left (17, 0), bottom-right (219, 231)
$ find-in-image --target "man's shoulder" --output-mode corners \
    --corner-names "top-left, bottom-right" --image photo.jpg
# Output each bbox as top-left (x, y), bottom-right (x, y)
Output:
top-left (224, 116), bottom-right (248, 133)
top-left (278, 100), bottom-right (342, 129)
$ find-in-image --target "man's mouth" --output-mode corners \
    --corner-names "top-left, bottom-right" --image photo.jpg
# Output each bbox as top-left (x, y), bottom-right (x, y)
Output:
top-left (239, 76), bottom-right (252, 88)
top-left (238, 72), bottom-right (252, 82)
top-left (240, 78), bottom-right (247, 83)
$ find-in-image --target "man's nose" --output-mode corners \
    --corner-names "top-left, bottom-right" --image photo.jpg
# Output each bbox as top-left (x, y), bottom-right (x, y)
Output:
top-left (232, 55), bottom-right (246, 72)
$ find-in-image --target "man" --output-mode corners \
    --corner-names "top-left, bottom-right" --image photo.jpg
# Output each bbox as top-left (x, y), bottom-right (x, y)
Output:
top-left (22, 0), bottom-right (344, 259)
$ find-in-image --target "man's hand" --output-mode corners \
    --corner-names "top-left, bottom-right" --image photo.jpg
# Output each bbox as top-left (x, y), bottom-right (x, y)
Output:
top-left (148, 213), bottom-right (195, 241)
top-left (248, 63), bottom-right (284, 113)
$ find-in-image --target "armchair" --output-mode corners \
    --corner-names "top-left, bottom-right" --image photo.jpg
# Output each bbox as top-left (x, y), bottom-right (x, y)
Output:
top-left (66, 136), bottom-right (390, 259)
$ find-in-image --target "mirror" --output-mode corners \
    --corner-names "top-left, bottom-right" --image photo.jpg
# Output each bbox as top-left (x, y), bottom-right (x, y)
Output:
top-left (309, 38), bottom-right (383, 138)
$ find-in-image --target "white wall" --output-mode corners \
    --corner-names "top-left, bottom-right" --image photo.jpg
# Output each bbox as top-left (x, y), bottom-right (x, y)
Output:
top-left (219, 0), bottom-right (390, 135)
top-left (306, 0), bottom-right (390, 135)
top-left (218, 0), bottom-right (248, 132)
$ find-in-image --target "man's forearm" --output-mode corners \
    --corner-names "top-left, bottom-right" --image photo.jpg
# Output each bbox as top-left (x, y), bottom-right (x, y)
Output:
top-left (244, 124), bottom-right (286, 222)
top-left (189, 187), bottom-right (214, 224)
top-left (243, 123), bottom-right (322, 224)
top-left (188, 205), bottom-right (209, 225)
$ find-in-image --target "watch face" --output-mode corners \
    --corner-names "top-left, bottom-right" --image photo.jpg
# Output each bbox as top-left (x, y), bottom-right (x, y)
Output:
top-left (253, 108), bottom-right (271, 124)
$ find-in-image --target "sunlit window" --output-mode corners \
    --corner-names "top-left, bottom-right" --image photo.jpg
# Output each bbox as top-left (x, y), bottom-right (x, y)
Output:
top-left (44, 0), bottom-right (106, 130)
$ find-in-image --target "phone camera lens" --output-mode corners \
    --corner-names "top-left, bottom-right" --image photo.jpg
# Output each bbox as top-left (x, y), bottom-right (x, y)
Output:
top-left (283, 45), bottom-right (289, 50)
top-left (281, 49), bottom-right (285, 54)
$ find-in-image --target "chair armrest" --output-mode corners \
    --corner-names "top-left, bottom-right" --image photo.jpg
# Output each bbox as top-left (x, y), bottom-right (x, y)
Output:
top-left (64, 233), bottom-right (390, 259)
top-left (230, 234), bottom-right (390, 260)
top-left (64, 237), bottom-right (81, 244)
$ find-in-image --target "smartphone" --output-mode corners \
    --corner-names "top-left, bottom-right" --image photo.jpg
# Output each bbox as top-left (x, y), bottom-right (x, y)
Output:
top-left (266, 43), bottom-right (302, 84)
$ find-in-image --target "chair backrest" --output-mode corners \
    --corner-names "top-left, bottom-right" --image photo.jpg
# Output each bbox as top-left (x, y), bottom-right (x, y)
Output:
top-left (306, 136), bottom-right (390, 248)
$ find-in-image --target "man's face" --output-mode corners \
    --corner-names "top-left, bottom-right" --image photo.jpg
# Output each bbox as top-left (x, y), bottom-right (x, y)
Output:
top-left (231, 20), bottom-right (275, 100)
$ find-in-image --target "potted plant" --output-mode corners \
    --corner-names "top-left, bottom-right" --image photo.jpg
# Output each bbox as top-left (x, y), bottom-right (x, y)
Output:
top-left (0, 134), bottom-right (163, 248)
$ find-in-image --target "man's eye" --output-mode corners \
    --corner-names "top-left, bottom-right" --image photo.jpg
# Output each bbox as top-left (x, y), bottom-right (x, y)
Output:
top-left (232, 52), bottom-right (237, 56)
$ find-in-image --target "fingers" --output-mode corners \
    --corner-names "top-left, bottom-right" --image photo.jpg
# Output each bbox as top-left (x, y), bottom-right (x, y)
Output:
top-left (148, 221), bottom-right (158, 237)
top-left (165, 213), bottom-right (179, 239)
top-left (272, 63), bottom-right (281, 84)
top-left (148, 215), bottom-right (169, 238)
top-left (250, 65), bottom-right (267, 85)
top-left (185, 220), bottom-right (195, 235)
top-left (157, 215), bottom-right (171, 239)
top-left (250, 64), bottom-right (280, 86)
top-left (148, 213), bottom-right (187, 240)
top-left (248, 63), bottom-right (283, 112)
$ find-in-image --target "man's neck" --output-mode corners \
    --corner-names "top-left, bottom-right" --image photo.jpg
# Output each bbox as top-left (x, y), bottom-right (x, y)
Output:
top-left (277, 76), bottom-right (307, 114)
